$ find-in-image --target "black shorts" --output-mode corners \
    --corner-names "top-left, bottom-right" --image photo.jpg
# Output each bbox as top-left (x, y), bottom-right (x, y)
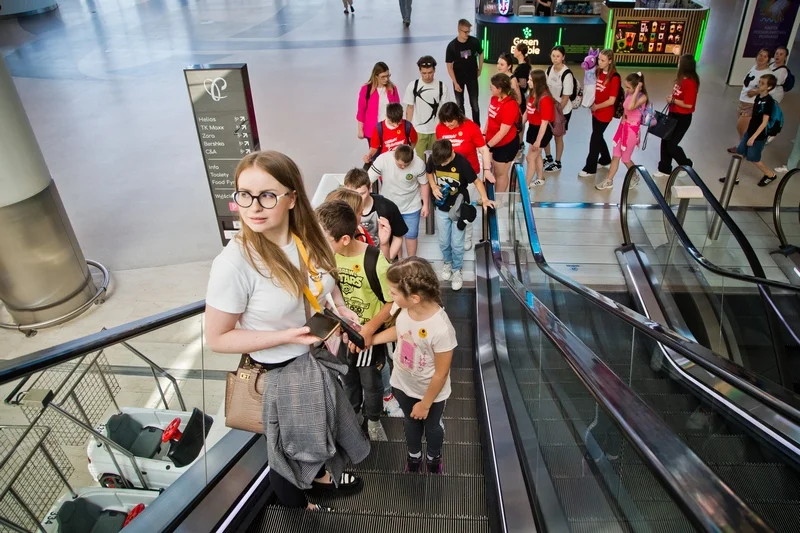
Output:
top-left (563, 111), bottom-right (572, 132)
top-left (489, 136), bottom-right (521, 163)
top-left (526, 123), bottom-right (553, 147)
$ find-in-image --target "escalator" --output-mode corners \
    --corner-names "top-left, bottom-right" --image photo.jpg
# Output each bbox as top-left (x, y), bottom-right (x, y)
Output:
top-left (771, 168), bottom-right (800, 286)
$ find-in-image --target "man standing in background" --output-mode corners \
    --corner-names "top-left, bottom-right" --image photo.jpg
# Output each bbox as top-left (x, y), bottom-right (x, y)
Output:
top-left (446, 19), bottom-right (483, 126)
top-left (405, 56), bottom-right (451, 161)
top-left (399, 0), bottom-right (413, 27)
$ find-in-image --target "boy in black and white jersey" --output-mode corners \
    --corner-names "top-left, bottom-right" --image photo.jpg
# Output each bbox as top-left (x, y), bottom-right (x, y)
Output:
top-left (404, 56), bottom-right (451, 161)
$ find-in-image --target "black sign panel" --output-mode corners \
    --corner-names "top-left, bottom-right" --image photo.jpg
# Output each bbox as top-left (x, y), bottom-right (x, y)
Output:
top-left (184, 64), bottom-right (260, 245)
top-left (614, 19), bottom-right (685, 56)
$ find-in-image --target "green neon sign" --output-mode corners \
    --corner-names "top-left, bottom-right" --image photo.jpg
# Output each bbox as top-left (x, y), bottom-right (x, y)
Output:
top-left (483, 27), bottom-right (489, 60)
top-left (694, 11), bottom-right (709, 62)
top-left (604, 9), bottom-right (615, 49)
top-left (522, 27), bottom-right (533, 39)
top-left (556, 27), bottom-right (563, 47)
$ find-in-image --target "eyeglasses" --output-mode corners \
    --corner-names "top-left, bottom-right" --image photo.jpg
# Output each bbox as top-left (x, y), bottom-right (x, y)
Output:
top-left (232, 190), bottom-right (291, 209)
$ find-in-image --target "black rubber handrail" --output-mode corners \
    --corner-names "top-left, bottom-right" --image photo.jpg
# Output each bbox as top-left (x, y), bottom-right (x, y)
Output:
top-left (0, 300), bottom-right (206, 385)
top-left (621, 165), bottom-right (800, 293)
top-left (486, 181), bottom-right (772, 533)
top-left (773, 168), bottom-right (800, 248)
top-left (514, 163), bottom-right (800, 423)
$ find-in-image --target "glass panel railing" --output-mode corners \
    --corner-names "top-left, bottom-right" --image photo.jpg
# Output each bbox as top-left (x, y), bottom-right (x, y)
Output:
top-left (0, 305), bottom-right (223, 532)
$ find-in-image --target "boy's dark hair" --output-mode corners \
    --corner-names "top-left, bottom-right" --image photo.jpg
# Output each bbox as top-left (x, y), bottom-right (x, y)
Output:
top-left (386, 103), bottom-right (404, 123)
top-left (316, 200), bottom-right (358, 241)
top-left (458, 18), bottom-right (472, 29)
top-left (431, 139), bottom-right (453, 166)
top-left (417, 55), bottom-right (437, 69)
top-left (761, 73), bottom-right (778, 90)
top-left (438, 102), bottom-right (465, 125)
top-left (344, 168), bottom-right (370, 189)
top-left (394, 144), bottom-right (415, 164)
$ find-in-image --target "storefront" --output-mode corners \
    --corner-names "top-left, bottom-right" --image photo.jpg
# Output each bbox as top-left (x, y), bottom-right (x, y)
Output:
top-left (475, 1), bottom-right (710, 66)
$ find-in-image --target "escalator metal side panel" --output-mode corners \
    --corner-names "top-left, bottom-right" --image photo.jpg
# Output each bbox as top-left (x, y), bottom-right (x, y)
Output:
top-left (770, 246), bottom-right (800, 287)
top-left (616, 244), bottom-right (800, 468)
top-left (475, 242), bottom-right (547, 533)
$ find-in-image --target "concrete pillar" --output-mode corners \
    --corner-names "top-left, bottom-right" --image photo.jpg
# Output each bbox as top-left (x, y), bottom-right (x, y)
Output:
top-left (0, 57), bottom-right (102, 331)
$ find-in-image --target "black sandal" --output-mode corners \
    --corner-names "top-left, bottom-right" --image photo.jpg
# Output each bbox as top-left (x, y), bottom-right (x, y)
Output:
top-left (311, 471), bottom-right (363, 493)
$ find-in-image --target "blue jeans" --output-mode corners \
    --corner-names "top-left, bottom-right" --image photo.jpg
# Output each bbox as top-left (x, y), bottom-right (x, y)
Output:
top-left (399, 0), bottom-right (412, 21)
top-left (435, 209), bottom-right (465, 271)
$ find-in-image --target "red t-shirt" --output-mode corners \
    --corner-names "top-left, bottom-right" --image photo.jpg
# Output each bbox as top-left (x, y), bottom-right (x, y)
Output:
top-left (370, 119), bottom-right (418, 153)
top-left (436, 119), bottom-right (486, 173)
top-left (486, 95), bottom-right (519, 147)
top-left (526, 94), bottom-right (555, 126)
top-left (669, 77), bottom-right (698, 114)
top-left (593, 71), bottom-right (621, 123)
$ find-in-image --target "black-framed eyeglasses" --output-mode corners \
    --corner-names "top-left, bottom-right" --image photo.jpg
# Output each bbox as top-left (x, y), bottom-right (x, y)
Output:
top-left (232, 190), bottom-right (291, 209)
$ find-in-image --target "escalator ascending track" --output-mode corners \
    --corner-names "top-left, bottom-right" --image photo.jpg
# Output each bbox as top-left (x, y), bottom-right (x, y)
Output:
top-left (249, 289), bottom-right (491, 532)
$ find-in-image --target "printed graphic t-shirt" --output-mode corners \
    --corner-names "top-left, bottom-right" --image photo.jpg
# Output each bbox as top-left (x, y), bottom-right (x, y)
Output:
top-left (335, 248), bottom-right (392, 325)
top-left (486, 95), bottom-right (519, 147)
top-left (436, 120), bottom-right (485, 174)
top-left (425, 152), bottom-right (478, 212)
top-left (593, 71), bottom-right (621, 123)
top-left (370, 120), bottom-right (419, 154)
top-left (445, 36), bottom-right (483, 82)
top-left (669, 77), bottom-right (697, 114)
top-left (404, 80), bottom-right (451, 135)
top-left (361, 194), bottom-right (408, 247)
top-left (390, 305), bottom-right (458, 402)
top-left (526, 94), bottom-right (555, 126)
top-left (369, 151), bottom-right (428, 214)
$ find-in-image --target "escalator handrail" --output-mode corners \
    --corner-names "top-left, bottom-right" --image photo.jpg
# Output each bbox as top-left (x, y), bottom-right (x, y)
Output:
top-left (486, 183), bottom-right (772, 533)
top-left (621, 164), bottom-right (800, 293)
top-left (0, 300), bottom-right (206, 387)
top-left (515, 163), bottom-right (800, 424)
top-left (773, 167), bottom-right (800, 248)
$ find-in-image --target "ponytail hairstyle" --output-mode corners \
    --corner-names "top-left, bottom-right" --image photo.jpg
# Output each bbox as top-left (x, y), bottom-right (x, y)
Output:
top-left (626, 71), bottom-right (648, 97)
top-left (490, 73), bottom-right (513, 97)
top-left (234, 151), bottom-right (337, 297)
top-left (515, 42), bottom-right (529, 58)
top-left (599, 48), bottom-right (616, 79)
top-left (676, 54), bottom-right (700, 88)
top-left (386, 257), bottom-right (443, 307)
top-left (529, 69), bottom-right (550, 103)
top-left (498, 52), bottom-right (515, 73)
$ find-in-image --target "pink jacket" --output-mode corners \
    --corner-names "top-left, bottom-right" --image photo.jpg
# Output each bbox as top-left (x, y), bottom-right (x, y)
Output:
top-left (356, 83), bottom-right (401, 139)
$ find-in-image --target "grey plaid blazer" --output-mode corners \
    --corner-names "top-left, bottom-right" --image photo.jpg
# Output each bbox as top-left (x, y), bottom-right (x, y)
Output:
top-left (263, 348), bottom-right (370, 490)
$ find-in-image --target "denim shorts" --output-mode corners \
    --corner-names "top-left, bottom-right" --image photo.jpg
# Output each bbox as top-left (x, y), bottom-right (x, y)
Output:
top-left (401, 209), bottom-right (421, 239)
top-left (736, 133), bottom-right (766, 163)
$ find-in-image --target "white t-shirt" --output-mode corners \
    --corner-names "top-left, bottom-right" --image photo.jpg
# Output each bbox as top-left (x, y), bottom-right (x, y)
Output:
top-left (377, 87), bottom-right (389, 122)
top-left (770, 61), bottom-right (788, 103)
top-left (403, 79), bottom-right (451, 135)
top-left (205, 237), bottom-right (336, 364)
top-left (547, 65), bottom-right (575, 115)
top-left (739, 65), bottom-right (773, 103)
top-left (368, 151), bottom-right (427, 214)
top-left (390, 305), bottom-right (458, 403)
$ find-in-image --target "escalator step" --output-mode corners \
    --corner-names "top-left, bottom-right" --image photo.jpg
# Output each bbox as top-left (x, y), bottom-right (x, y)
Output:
top-left (540, 445), bottom-right (590, 478)
top-left (449, 381), bottom-right (474, 399)
top-left (449, 368), bottom-right (473, 383)
top-left (308, 472), bottom-right (488, 518)
top-left (253, 507), bottom-right (490, 533)
top-left (381, 417), bottom-right (481, 445)
top-left (682, 435), bottom-right (768, 465)
top-left (750, 502), bottom-right (800, 533)
top-left (711, 464), bottom-right (800, 501)
top-left (552, 477), bottom-right (628, 520)
top-left (443, 398), bottom-right (477, 419)
top-left (568, 520), bottom-right (695, 533)
top-left (352, 441), bottom-right (483, 476)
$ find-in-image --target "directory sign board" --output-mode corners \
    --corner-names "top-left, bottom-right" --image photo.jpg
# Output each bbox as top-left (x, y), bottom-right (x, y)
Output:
top-left (184, 64), bottom-right (259, 245)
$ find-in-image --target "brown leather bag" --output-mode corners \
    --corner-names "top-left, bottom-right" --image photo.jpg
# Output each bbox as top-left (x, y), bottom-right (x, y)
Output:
top-left (224, 354), bottom-right (268, 433)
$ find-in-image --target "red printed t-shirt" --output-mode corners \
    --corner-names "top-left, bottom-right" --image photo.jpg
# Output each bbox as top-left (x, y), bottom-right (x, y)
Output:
top-left (526, 94), bottom-right (555, 126)
top-left (593, 71), bottom-right (621, 123)
top-left (669, 77), bottom-right (698, 114)
top-left (436, 119), bottom-right (485, 173)
top-left (486, 96), bottom-right (519, 147)
top-left (370, 120), bottom-right (419, 154)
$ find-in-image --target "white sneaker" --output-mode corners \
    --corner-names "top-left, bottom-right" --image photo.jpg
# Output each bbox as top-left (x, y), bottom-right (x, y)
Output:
top-left (578, 170), bottom-right (595, 178)
top-left (441, 263), bottom-right (453, 281)
top-left (451, 270), bottom-right (463, 291)
top-left (775, 165), bottom-right (789, 174)
top-left (367, 420), bottom-right (388, 441)
top-left (652, 170), bottom-right (669, 178)
top-left (383, 394), bottom-right (403, 418)
top-left (595, 179), bottom-right (614, 190)
top-left (464, 224), bottom-right (473, 251)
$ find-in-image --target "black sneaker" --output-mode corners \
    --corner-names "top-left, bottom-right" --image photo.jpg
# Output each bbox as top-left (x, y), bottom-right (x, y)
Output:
top-left (426, 454), bottom-right (443, 474)
top-left (719, 176), bottom-right (740, 185)
top-left (343, 8), bottom-right (348, 14)
top-left (758, 174), bottom-right (777, 187)
top-left (405, 454), bottom-right (422, 473)
top-left (350, 5), bottom-right (354, 12)
top-left (544, 155), bottom-right (553, 164)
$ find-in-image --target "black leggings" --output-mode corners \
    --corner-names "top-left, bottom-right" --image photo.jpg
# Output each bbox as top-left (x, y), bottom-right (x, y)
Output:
top-left (393, 387), bottom-right (446, 457)
top-left (658, 112), bottom-right (693, 174)
top-left (453, 78), bottom-right (481, 126)
top-left (583, 116), bottom-right (612, 173)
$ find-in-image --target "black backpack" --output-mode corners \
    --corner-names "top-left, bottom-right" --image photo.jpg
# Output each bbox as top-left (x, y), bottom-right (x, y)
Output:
top-left (412, 79), bottom-right (444, 121)
top-left (612, 73), bottom-right (626, 119)
top-left (546, 66), bottom-right (578, 101)
top-left (375, 120), bottom-right (412, 154)
top-left (774, 65), bottom-right (795, 92)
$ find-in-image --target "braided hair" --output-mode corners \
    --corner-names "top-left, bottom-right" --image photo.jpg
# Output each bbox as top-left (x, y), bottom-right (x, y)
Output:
top-left (386, 257), bottom-right (443, 307)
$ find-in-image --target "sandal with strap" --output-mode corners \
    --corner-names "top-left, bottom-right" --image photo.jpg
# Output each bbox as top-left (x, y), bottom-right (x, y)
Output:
top-left (311, 471), bottom-right (363, 493)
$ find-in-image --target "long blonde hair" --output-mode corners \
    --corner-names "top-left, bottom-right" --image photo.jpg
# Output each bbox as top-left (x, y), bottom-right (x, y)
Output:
top-left (234, 151), bottom-right (337, 297)
top-left (365, 62), bottom-right (395, 94)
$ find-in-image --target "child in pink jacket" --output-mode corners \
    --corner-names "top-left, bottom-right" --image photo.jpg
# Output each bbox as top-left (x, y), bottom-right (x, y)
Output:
top-left (357, 62), bottom-right (401, 143)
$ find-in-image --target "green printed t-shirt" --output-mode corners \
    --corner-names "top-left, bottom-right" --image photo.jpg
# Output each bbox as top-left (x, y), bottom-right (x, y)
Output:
top-left (335, 250), bottom-right (393, 325)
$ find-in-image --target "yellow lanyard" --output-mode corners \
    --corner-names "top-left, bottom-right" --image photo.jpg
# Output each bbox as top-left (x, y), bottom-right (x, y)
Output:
top-left (292, 234), bottom-right (322, 314)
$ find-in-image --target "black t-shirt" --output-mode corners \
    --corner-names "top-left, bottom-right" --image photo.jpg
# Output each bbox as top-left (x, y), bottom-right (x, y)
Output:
top-left (361, 194), bottom-right (408, 246)
top-left (425, 153), bottom-right (478, 212)
top-left (514, 62), bottom-right (531, 96)
top-left (748, 94), bottom-right (774, 140)
top-left (446, 36), bottom-right (483, 82)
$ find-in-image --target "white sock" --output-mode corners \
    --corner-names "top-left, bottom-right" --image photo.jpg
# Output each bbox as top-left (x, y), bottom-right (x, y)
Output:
top-left (408, 451), bottom-right (422, 459)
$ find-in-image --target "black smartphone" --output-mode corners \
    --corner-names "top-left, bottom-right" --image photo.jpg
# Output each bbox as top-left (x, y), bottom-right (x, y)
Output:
top-left (323, 308), bottom-right (365, 350)
top-left (306, 313), bottom-right (340, 341)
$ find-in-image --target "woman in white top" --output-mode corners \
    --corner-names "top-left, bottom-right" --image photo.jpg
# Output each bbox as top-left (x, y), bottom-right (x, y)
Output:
top-left (730, 48), bottom-right (772, 153)
top-left (770, 46), bottom-right (790, 104)
top-left (204, 150), bottom-right (362, 511)
top-left (543, 46), bottom-right (574, 172)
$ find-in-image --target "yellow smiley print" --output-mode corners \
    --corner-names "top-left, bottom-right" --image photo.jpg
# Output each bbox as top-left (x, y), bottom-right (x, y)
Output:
top-left (451, 167), bottom-right (456, 172)
top-left (418, 328), bottom-right (428, 339)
